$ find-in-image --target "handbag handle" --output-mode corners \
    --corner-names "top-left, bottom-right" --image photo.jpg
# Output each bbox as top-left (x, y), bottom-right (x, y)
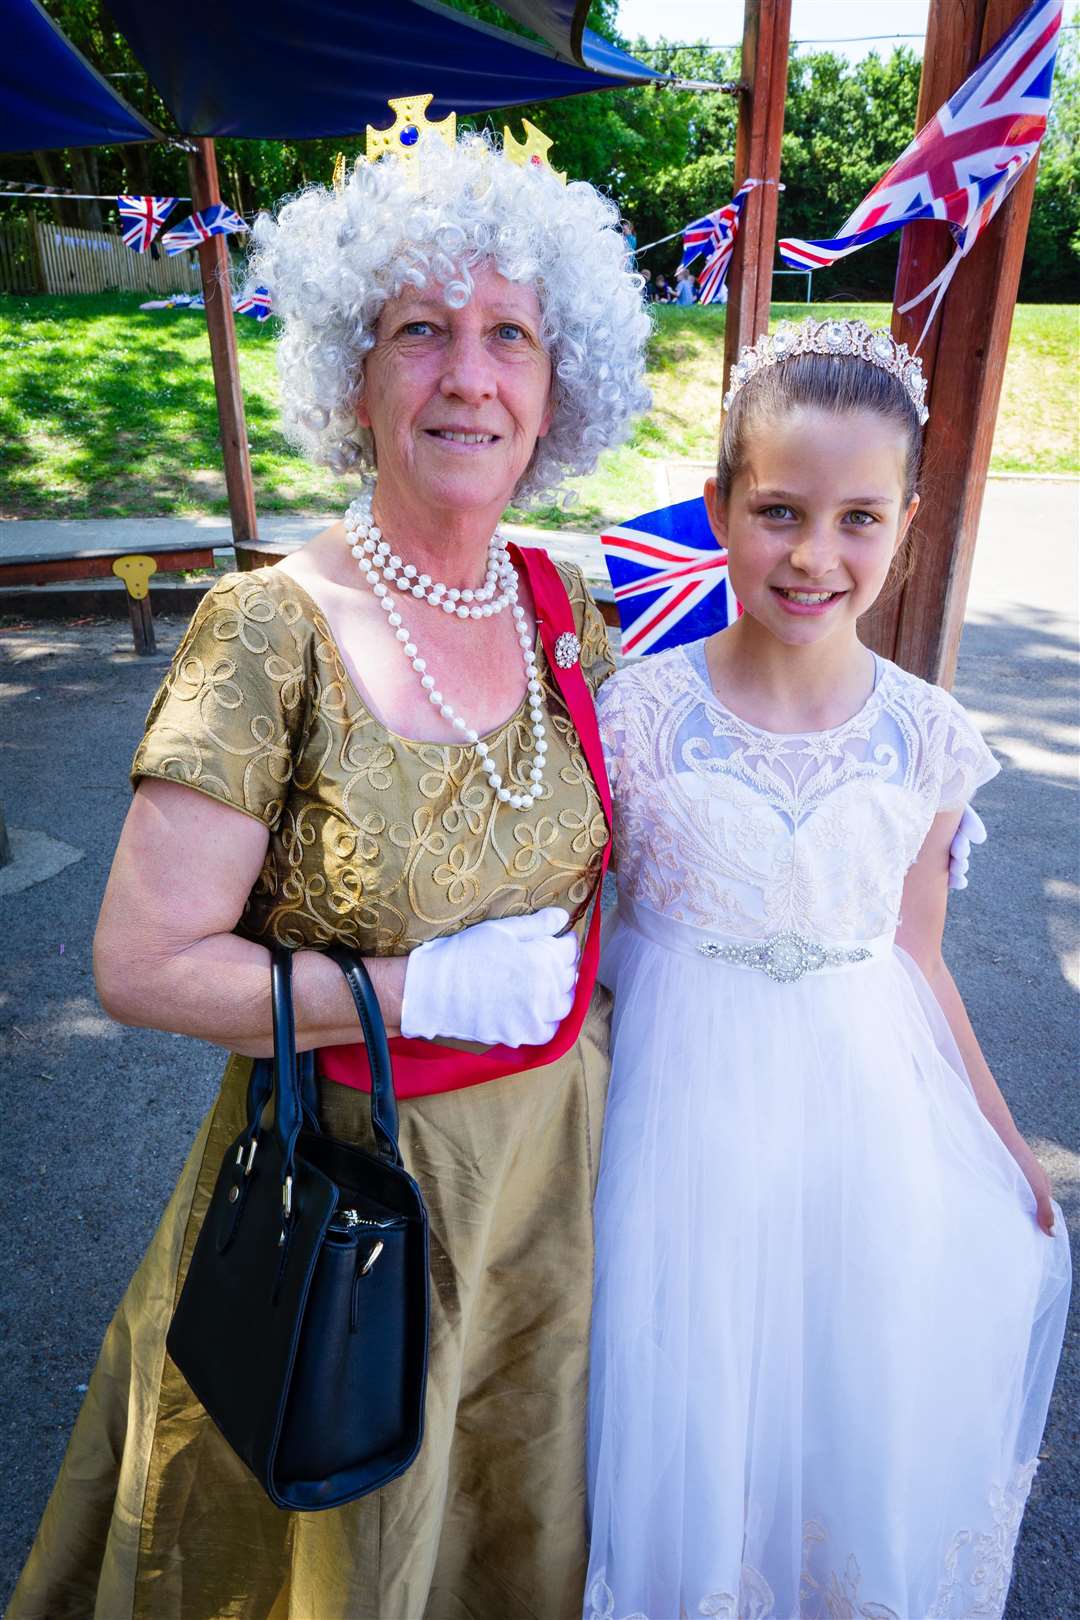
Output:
top-left (270, 946), bottom-right (304, 1179)
top-left (324, 944), bottom-right (401, 1165)
top-left (266, 946), bottom-right (403, 1196)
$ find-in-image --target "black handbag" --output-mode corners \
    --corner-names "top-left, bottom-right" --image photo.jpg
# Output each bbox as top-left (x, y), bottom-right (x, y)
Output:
top-left (166, 943), bottom-right (430, 1511)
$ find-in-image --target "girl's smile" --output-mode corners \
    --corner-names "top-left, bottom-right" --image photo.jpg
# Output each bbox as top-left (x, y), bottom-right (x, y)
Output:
top-left (771, 586), bottom-right (848, 615)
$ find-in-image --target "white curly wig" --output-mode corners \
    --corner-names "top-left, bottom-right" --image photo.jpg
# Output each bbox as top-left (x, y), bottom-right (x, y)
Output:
top-left (246, 131), bottom-right (651, 505)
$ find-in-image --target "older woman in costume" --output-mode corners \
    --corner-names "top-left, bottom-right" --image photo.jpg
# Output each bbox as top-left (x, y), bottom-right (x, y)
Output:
top-left (10, 120), bottom-right (648, 1620)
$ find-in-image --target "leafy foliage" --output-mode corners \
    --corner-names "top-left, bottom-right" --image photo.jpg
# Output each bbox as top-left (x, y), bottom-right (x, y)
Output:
top-left (3, 2), bottom-right (1077, 300)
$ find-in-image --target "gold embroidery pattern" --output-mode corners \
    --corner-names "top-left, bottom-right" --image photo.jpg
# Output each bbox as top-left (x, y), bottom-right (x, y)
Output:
top-left (132, 562), bottom-right (614, 956)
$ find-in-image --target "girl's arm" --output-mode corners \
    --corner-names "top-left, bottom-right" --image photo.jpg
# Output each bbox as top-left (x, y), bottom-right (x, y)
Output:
top-left (894, 810), bottom-right (1055, 1235)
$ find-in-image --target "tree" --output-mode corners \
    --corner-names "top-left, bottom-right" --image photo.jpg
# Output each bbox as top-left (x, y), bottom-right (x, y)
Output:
top-left (3, 1), bottom-right (1076, 301)
top-left (1022, 9), bottom-right (1080, 299)
top-left (771, 47), bottom-right (921, 300)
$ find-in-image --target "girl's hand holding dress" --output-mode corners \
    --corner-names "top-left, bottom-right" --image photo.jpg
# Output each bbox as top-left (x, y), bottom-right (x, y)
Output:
top-left (897, 806), bottom-right (1057, 1236)
top-left (1007, 1139), bottom-right (1057, 1236)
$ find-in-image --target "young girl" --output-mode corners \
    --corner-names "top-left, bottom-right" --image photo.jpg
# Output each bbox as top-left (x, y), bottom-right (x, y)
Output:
top-left (585, 318), bottom-right (1070, 1620)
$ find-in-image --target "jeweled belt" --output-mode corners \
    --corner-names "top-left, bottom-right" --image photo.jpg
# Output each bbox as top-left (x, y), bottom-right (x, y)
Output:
top-left (615, 898), bottom-right (893, 984)
top-left (696, 931), bottom-right (875, 982)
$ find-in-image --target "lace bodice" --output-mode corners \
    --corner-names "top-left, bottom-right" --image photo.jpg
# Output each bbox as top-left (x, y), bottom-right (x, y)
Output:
top-left (598, 643), bottom-right (998, 942)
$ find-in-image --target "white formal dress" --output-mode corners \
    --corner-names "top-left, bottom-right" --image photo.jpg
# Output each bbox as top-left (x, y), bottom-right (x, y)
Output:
top-left (586, 642), bottom-right (1070, 1620)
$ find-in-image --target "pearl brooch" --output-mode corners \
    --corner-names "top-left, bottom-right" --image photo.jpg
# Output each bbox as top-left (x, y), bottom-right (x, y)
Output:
top-left (344, 486), bottom-right (548, 811)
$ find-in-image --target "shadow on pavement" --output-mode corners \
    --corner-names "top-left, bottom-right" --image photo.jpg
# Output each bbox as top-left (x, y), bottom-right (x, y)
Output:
top-left (0, 599), bottom-right (1075, 1617)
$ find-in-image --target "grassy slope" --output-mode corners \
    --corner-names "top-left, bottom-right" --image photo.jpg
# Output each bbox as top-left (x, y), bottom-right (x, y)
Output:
top-left (0, 295), bottom-right (1075, 526)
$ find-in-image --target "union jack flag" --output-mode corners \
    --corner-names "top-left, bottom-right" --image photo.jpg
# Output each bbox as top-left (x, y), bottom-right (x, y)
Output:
top-left (234, 286), bottom-right (272, 320)
top-left (680, 181), bottom-right (759, 306)
top-left (116, 195), bottom-right (175, 252)
top-left (162, 202), bottom-right (249, 256)
top-left (600, 498), bottom-right (740, 658)
top-left (779, 0), bottom-right (1063, 341)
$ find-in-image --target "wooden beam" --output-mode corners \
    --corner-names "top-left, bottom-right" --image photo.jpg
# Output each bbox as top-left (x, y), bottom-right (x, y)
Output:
top-left (861, 0), bottom-right (1043, 687)
top-left (187, 138), bottom-right (259, 546)
top-left (723, 0), bottom-right (793, 392)
top-left (0, 547), bottom-right (215, 588)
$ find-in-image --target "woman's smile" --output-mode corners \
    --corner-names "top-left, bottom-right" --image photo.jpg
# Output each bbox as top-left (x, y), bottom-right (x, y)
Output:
top-left (424, 426), bottom-right (501, 449)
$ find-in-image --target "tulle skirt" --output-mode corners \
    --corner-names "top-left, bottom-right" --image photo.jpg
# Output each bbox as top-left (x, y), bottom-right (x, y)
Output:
top-left (585, 899), bottom-right (1070, 1620)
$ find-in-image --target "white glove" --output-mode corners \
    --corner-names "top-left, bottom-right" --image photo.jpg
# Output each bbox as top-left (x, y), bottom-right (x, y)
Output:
top-left (401, 907), bottom-right (579, 1047)
top-left (948, 804), bottom-right (987, 891)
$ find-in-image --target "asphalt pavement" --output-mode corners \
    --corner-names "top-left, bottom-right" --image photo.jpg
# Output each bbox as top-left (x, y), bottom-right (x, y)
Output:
top-left (1, 478), bottom-right (1077, 1617)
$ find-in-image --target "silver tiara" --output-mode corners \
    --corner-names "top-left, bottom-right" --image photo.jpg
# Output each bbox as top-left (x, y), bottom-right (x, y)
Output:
top-left (722, 316), bottom-right (930, 425)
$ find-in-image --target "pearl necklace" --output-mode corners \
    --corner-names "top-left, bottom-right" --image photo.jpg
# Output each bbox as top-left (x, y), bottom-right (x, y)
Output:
top-left (344, 488), bottom-right (516, 619)
top-left (343, 490), bottom-right (548, 811)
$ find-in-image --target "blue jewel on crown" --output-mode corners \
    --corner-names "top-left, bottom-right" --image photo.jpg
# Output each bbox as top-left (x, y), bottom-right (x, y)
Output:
top-left (364, 96), bottom-right (457, 186)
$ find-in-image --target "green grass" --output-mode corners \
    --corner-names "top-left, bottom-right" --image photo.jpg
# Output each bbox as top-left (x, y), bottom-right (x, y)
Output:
top-left (0, 294), bottom-right (1075, 527)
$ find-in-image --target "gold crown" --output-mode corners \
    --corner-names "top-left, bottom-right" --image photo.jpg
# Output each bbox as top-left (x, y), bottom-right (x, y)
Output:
top-left (331, 152), bottom-right (347, 195)
top-left (365, 95), bottom-right (456, 188)
top-left (723, 317), bottom-right (930, 424)
top-left (502, 118), bottom-right (566, 185)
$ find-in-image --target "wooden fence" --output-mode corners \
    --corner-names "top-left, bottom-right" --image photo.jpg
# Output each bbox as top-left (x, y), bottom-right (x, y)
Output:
top-left (0, 220), bottom-right (204, 296)
top-left (0, 221), bottom-right (36, 293)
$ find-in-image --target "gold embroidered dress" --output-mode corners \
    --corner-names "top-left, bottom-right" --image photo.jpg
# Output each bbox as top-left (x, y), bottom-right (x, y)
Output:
top-left (11, 562), bottom-right (614, 1620)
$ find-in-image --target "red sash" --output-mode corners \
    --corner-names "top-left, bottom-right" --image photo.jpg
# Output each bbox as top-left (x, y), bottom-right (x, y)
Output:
top-left (318, 545), bottom-right (613, 1098)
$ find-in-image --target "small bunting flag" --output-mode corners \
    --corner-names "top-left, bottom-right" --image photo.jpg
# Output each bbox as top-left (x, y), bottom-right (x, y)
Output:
top-left (117, 195), bottom-right (176, 252)
top-left (162, 202), bottom-right (248, 256)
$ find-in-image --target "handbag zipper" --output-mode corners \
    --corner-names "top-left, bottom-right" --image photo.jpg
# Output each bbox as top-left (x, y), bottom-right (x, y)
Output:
top-left (329, 1207), bottom-right (401, 1232)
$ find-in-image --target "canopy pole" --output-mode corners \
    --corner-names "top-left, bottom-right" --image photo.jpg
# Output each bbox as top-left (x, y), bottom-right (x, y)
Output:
top-left (861, 0), bottom-right (1041, 687)
top-left (187, 137), bottom-right (258, 547)
top-left (722, 0), bottom-right (792, 392)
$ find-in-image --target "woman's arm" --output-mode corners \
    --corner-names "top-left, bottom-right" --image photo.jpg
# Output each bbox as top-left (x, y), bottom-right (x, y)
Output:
top-left (94, 779), bottom-right (405, 1058)
top-left (895, 809), bottom-right (1055, 1234)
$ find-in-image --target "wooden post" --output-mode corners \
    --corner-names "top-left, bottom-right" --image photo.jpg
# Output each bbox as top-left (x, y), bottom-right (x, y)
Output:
top-left (125, 594), bottom-right (157, 657)
top-left (861, 0), bottom-right (1044, 686)
top-left (112, 555), bottom-right (159, 655)
top-left (723, 0), bottom-right (793, 392)
top-left (187, 137), bottom-right (259, 546)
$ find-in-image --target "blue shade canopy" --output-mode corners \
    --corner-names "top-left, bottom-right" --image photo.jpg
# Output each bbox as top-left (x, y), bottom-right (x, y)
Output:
top-left (489, 1), bottom-right (651, 79)
top-left (491, 1), bottom-right (590, 62)
top-left (103, 0), bottom-right (664, 141)
top-left (1, 0), bottom-right (160, 152)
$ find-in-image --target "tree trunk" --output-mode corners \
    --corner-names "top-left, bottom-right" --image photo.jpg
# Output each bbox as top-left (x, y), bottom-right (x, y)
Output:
top-left (68, 150), bottom-right (104, 232)
top-left (32, 151), bottom-right (78, 227)
top-left (226, 154), bottom-right (246, 218)
top-left (125, 144), bottom-right (152, 196)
